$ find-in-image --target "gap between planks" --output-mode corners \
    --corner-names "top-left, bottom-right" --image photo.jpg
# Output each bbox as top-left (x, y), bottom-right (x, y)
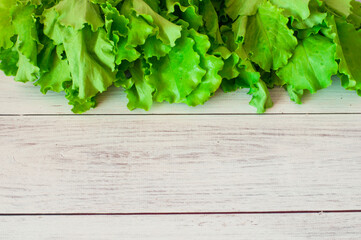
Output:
top-left (2, 210), bottom-right (361, 216)
top-left (1, 112), bottom-right (361, 117)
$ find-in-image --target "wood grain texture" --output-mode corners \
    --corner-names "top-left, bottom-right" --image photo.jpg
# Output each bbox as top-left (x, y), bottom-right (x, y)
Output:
top-left (1, 72), bottom-right (361, 114)
top-left (1, 115), bottom-right (361, 213)
top-left (1, 213), bottom-right (361, 239)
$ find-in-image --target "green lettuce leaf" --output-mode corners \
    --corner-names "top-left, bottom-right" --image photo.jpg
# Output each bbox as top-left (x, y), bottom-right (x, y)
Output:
top-left (102, 3), bottom-right (141, 65)
top-left (35, 44), bottom-right (71, 94)
top-left (0, 0), bottom-right (17, 49)
top-left (142, 36), bottom-right (172, 59)
top-left (184, 29), bottom-right (224, 106)
top-left (229, 45), bottom-right (273, 113)
top-left (218, 24), bottom-right (273, 113)
top-left (115, 0), bottom-right (183, 62)
top-left (0, 47), bottom-right (19, 76)
top-left (91, 0), bottom-right (123, 6)
top-left (225, 0), bottom-right (264, 20)
top-left (232, 16), bottom-right (248, 44)
top-left (243, 1), bottom-right (298, 71)
top-left (292, 0), bottom-right (327, 30)
top-left (125, 59), bottom-right (154, 110)
top-left (43, 1), bottom-right (116, 113)
top-left (12, 4), bottom-right (40, 83)
top-left (63, 27), bottom-right (116, 99)
top-left (277, 35), bottom-right (338, 103)
top-left (348, 0), bottom-right (361, 28)
top-left (270, 0), bottom-right (310, 20)
top-left (166, 0), bottom-right (203, 30)
top-left (131, 0), bottom-right (182, 47)
top-left (198, 0), bottom-right (224, 46)
top-left (52, 0), bottom-right (104, 31)
top-left (323, 0), bottom-right (352, 17)
top-left (322, 15), bottom-right (361, 95)
top-left (65, 88), bottom-right (97, 114)
top-left (148, 31), bottom-right (206, 103)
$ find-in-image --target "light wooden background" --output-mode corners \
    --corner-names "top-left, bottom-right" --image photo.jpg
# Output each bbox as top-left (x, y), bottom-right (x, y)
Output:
top-left (1, 71), bottom-right (361, 239)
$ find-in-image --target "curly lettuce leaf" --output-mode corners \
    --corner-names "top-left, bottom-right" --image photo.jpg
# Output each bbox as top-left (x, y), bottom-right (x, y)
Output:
top-left (322, 15), bottom-right (361, 95)
top-left (218, 50), bottom-right (241, 80)
top-left (65, 88), bottom-right (97, 114)
top-left (131, 0), bottom-right (182, 47)
top-left (0, 0), bottom-right (17, 49)
top-left (232, 46), bottom-right (273, 113)
top-left (43, 2), bottom-right (116, 113)
top-left (12, 4), bottom-right (40, 83)
top-left (35, 44), bottom-right (71, 94)
top-left (116, 0), bottom-right (182, 61)
top-left (323, 0), bottom-right (352, 17)
top-left (270, 0), bottom-right (310, 20)
top-left (148, 32), bottom-right (206, 103)
top-left (0, 47), bottom-right (19, 76)
top-left (277, 35), bottom-right (338, 103)
top-left (64, 27), bottom-right (116, 99)
top-left (248, 80), bottom-right (273, 113)
top-left (52, 0), bottom-right (104, 31)
top-left (292, 0), bottom-right (327, 30)
top-left (184, 29), bottom-right (224, 106)
top-left (198, 0), bottom-right (224, 46)
top-left (119, 2), bottom-right (156, 47)
top-left (125, 59), bottom-right (154, 110)
top-left (142, 36), bottom-right (172, 59)
top-left (348, 0), bottom-right (361, 28)
top-left (91, 0), bottom-right (123, 6)
top-left (232, 16), bottom-right (248, 44)
top-left (225, 0), bottom-right (264, 20)
top-left (166, 0), bottom-right (203, 30)
top-left (102, 3), bottom-right (141, 64)
top-left (218, 23), bottom-right (273, 113)
top-left (243, 1), bottom-right (298, 71)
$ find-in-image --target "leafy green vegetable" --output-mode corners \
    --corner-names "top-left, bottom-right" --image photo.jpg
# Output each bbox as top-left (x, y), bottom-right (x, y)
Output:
top-left (323, 0), bottom-right (353, 17)
top-left (148, 31), bottom-right (206, 103)
top-left (125, 59), bottom-right (153, 110)
top-left (243, 1), bottom-right (298, 71)
top-left (225, 0), bottom-right (264, 19)
top-left (322, 14), bottom-right (361, 95)
top-left (277, 35), bottom-right (338, 103)
top-left (12, 4), bottom-right (40, 83)
top-left (270, 0), bottom-right (310, 20)
top-left (291, 0), bottom-right (327, 30)
top-left (0, 0), bottom-right (360, 113)
top-left (0, 0), bottom-right (17, 50)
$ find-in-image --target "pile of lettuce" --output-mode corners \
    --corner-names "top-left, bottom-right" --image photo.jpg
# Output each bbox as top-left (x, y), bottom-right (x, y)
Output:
top-left (0, 0), bottom-right (360, 113)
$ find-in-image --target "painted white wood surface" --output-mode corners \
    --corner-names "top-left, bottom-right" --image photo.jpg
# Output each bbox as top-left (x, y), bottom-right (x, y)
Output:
top-left (1, 72), bottom-right (361, 238)
top-left (1, 115), bottom-right (361, 213)
top-left (1, 213), bottom-right (361, 239)
top-left (1, 72), bottom-right (361, 114)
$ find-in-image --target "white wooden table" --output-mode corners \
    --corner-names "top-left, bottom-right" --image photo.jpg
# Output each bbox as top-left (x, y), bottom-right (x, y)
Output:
top-left (1, 71), bottom-right (361, 239)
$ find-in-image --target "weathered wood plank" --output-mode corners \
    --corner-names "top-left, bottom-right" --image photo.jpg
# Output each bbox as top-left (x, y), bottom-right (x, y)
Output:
top-left (1, 213), bottom-right (361, 239)
top-left (0, 115), bottom-right (361, 213)
top-left (1, 72), bottom-right (360, 114)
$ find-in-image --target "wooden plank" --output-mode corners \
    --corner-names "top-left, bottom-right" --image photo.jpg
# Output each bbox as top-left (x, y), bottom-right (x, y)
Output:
top-left (1, 213), bottom-right (361, 239)
top-left (1, 115), bottom-right (361, 213)
top-left (1, 72), bottom-right (361, 114)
